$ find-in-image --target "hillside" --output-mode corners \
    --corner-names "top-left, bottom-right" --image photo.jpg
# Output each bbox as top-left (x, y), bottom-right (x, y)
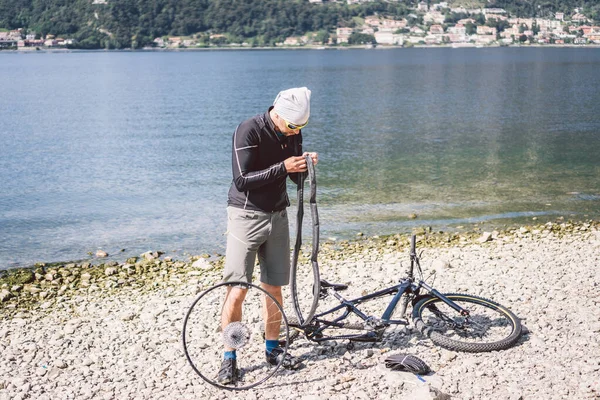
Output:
top-left (0, 0), bottom-right (598, 49)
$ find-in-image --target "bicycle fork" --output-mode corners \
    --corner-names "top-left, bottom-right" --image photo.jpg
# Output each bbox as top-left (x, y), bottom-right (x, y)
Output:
top-left (420, 282), bottom-right (471, 316)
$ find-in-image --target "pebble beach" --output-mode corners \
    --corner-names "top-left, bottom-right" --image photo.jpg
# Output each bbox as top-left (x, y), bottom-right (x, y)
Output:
top-left (1, 221), bottom-right (599, 400)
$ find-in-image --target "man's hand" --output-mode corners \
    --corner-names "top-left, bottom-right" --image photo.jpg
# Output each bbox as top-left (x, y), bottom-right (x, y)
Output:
top-left (303, 152), bottom-right (318, 166)
top-left (284, 152), bottom-right (318, 173)
top-left (284, 156), bottom-right (308, 173)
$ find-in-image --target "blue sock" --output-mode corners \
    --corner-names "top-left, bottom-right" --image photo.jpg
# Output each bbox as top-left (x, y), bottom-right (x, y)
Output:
top-left (224, 350), bottom-right (236, 360)
top-left (265, 340), bottom-right (279, 354)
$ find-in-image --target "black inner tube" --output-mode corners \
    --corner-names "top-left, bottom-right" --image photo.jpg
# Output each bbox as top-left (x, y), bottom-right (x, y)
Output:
top-left (290, 154), bottom-right (321, 326)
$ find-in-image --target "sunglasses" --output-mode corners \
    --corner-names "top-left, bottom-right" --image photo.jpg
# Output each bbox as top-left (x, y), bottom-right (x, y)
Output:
top-left (283, 118), bottom-right (308, 130)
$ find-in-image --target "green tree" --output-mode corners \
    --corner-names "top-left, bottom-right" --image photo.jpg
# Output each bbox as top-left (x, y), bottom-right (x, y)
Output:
top-left (465, 22), bottom-right (477, 35)
top-left (314, 29), bottom-right (329, 44)
top-left (347, 32), bottom-right (375, 44)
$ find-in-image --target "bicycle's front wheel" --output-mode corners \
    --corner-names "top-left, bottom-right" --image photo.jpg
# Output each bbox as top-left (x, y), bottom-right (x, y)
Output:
top-left (412, 293), bottom-right (522, 352)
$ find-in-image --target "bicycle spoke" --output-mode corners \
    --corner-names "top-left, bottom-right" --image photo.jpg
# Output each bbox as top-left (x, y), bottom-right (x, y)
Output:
top-left (413, 293), bottom-right (521, 352)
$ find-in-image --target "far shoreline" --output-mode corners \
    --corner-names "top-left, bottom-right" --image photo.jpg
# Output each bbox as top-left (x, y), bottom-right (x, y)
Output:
top-left (2, 43), bottom-right (600, 54)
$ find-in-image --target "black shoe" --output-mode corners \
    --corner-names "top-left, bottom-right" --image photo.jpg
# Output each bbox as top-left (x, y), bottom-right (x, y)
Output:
top-left (265, 347), bottom-right (303, 370)
top-left (217, 358), bottom-right (238, 385)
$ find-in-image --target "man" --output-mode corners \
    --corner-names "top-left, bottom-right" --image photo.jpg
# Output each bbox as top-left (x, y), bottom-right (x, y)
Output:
top-left (219, 87), bottom-right (318, 384)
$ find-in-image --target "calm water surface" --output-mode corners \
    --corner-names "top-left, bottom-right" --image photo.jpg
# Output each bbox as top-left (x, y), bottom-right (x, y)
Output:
top-left (1, 48), bottom-right (599, 268)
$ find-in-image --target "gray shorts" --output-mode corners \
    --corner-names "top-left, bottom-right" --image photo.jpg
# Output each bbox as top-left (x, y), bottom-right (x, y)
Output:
top-left (223, 206), bottom-right (291, 286)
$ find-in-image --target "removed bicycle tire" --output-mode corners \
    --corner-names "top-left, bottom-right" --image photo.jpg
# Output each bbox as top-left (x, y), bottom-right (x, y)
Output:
top-left (385, 353), bottom-right (431, 375)
top-left (412, 293), bottom-right (522, 353)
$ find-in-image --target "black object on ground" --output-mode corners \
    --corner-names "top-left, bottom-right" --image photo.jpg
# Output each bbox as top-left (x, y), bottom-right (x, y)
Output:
top-left (384, 353), bottom-right (431, 375)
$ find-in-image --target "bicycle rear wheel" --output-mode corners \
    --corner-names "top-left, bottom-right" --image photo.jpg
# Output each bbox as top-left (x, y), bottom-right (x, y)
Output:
top-left (412, 293), bottom-right (522, 353)
top-left (182, 281), bottom-right (289, 390)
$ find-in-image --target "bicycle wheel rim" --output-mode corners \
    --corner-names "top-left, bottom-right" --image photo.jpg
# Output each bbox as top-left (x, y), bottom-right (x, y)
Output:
top-left (412, 293), bottom-right (522, 353)
top-left (182, 281), bottom-right (289, 390)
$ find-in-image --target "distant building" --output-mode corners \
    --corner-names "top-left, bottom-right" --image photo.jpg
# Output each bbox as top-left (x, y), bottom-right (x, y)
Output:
top-left (483, 8), bottom-right (507, 15)
top-left (364, 16), bottom-right (407, 29)
top-left (555, 12), bottom-right (564, 21)
top-left (431, 2), bottom-right (448, 11)
top-left (423, 11), bottom-right (445, 24)
top-left (373, 28), bottom-right (403, 45)
top-left (361, 27), bottom-right (375, 35)
top-left (571, 13), bottom-right (589, 23)
top-left (283, 36), bottom-right (302, 46)
top-left (447, 24), bottom-right (466, 36)
top-left (410, 26), bottom-right (425, 35)
top-left (457, 18), bottom-right (476, 25)
top-left (477, 26), bottom-right (497, 36)
top-left (336, 27), bottom-right (353, 43)
top-left (429, 25), bottom-right (444, 35)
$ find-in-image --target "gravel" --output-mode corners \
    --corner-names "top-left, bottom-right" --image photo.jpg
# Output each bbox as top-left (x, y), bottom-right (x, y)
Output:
top-left (1, 224), bottom-right (599, 400)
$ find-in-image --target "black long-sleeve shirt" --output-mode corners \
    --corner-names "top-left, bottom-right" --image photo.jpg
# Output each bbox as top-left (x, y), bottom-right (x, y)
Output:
top-left (227, 107), bottom-right (302, 212)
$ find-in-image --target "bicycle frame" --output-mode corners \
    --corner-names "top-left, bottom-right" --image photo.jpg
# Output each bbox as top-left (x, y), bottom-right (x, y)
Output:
top-left (298, 236), bottom-right (471, 343)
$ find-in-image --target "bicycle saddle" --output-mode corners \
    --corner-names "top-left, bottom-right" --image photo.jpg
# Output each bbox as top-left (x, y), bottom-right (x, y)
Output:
top-left (384, 353), bottom-right (431, 375)
top-left (319, 280), bottom-right (348, 291)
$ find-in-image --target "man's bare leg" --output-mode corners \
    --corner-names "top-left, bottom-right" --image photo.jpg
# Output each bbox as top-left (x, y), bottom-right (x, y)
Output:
top-left (261, 283), bottom-right (283, 341)
top-left (221, 286), bottom-right (247, 351)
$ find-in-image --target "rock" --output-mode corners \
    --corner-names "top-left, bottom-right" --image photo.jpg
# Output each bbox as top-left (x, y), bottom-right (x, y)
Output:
top-left (80, 273), bottom-right (92, 281)
top-left (191, 258), bottom-right (212, 270)
top-left (58, 269), bottom-right (71, 278)
top-left (25, 285), bottom-right (42, 294)
top-left (408, 213), bottom-right (418, 219)
top-left (142, 251), bottom-right (157, 261)
top-left (120, 312), bottom-right (137, 321)
top-left (431, 259), bottom-right (451, 271)
top-left (477, 232), bottom-right (493, 243)
top-left (0, 289), bottom-right (13, 302)
top-left (95, 250), bottom-right (108, 258)
top-left (82, 358), bottom-right (94, 367)
top-left (142, 251), bottom-right (164, 261)
top-left (104, 267), bottom-right (118, 277)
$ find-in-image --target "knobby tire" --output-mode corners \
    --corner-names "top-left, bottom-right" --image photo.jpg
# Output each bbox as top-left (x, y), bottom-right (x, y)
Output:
top-left (412, 293), bottom-right (522, 353)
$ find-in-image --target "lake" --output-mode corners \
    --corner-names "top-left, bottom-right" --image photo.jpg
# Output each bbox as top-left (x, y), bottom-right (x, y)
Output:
top-left (1, 47), bottom-right (599, 269)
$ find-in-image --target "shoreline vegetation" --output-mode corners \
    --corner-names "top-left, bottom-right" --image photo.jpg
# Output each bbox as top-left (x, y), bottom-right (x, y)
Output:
top-left (2, 218), bottom-right (598, 318)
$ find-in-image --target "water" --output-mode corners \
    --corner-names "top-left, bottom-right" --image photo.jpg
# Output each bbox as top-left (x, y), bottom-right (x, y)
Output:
top-left (1, 48), bottom-right (600, 269)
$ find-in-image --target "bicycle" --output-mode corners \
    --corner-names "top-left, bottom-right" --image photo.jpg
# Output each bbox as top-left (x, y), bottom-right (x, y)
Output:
top-left (182, 156), bottom-right (522, 390)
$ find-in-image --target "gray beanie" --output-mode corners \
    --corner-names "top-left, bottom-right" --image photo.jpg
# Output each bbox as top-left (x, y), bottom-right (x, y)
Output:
top-left (273, 87), bottom-right (311, 126)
